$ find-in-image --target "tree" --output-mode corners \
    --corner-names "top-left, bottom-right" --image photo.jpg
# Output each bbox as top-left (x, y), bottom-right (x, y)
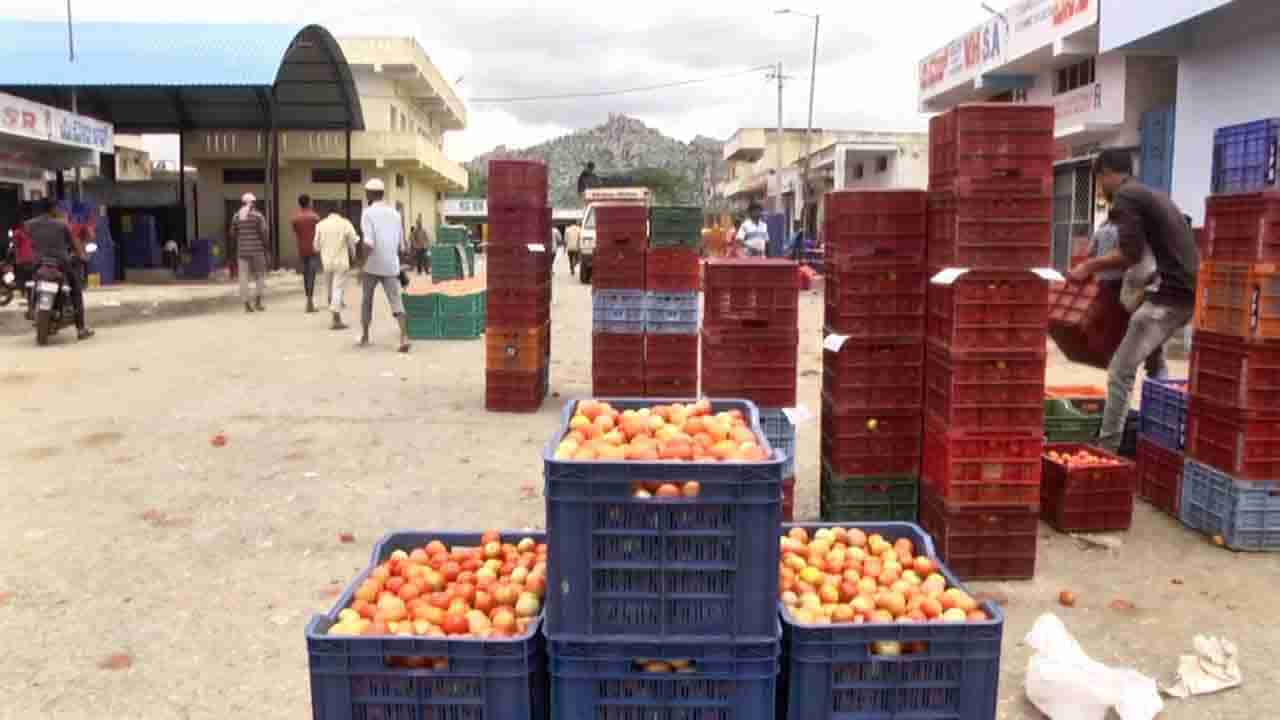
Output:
top-left (463, 167), bottom-right (487, 198)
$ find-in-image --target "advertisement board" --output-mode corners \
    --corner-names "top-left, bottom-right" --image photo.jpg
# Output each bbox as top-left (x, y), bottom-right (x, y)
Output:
top-left (0, 91), bottom-right (113, 154)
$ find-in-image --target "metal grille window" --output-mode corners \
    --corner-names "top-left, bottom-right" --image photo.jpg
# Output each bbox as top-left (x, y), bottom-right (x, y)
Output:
top-left (311, 168), bottom-right (362, 184)
top-left (1055, 58), bottom-right (1096, 95)
top-left (223, 168), bottom-right (266, 184)
top-left (1052, 163), bottom-right (1095, 270)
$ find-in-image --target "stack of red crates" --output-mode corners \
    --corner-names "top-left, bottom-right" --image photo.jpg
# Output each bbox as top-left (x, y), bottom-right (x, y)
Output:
top-left (591, 204), bottom-right (649, 396)
top-left (701, 257), bottom-right (800, 516)
top-left (1187, 193), bottom-right (1280, 485)
top-left (918, 104), bottom-right (1055, 581)
top-left (485, 159), bottom-right (552, 413)
top-left (820, 190), bottom-right (928, 522)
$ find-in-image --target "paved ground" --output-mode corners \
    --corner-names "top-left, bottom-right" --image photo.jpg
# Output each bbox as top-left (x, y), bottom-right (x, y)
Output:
top-left (1, 256), bottom-right (1275, 720)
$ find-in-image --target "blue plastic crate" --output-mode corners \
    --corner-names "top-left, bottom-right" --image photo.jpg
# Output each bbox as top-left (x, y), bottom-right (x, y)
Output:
top-left (592, 289), bottom-right (646, 333)
top-left (1213, 118), bottom-right (1280, 194)
top-left (644, 291), bottom-right (701, 333)
top-left (761, 408), bottom-right (796, 478)
top-left (549, 629), bottom-right (780, 720)
top-left (1140, 378), bottom-right (1188, 450)
top-left (545, 397), bottom-right (784, 641)
top-left (781, 522), bottom-right (1004, 720)
top-left (306, 531), bottom-right (549, 720)
top-left (1180, 460), bottom-right (1280, 552)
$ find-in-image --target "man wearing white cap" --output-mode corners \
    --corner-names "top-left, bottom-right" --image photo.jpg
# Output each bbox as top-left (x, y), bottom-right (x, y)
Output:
top-left (358, 178), bottom-right (410, 351)
top-left (230, 192), bottom-right (269, 312)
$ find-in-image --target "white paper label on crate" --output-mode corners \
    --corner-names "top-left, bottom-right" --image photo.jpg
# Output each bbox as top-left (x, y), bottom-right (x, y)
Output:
top-left (822, 333), bottom-right (850, 352)
top-left (782, 405), bottom-right (814, 426)
top-left (527, 243), bottom-right (546, 253)
top-left (930, 268), bottom-right (969, 285)
top-left (1032, 267), bottom-right (1066, 282)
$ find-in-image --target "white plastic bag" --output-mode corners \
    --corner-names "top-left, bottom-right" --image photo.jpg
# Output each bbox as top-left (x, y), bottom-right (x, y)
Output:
top-left (1024, 614), bottom-right (1163, 720)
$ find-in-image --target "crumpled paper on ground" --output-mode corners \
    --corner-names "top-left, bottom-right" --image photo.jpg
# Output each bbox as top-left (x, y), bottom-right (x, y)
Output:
top-left (1025, 613), bottom-right (1164, 720)
top-left (1163, 635), bottom-right (1242, 698)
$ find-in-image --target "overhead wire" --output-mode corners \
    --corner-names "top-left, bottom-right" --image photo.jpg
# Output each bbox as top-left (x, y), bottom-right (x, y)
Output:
top-left (464, 65), bottom-right (777, 103)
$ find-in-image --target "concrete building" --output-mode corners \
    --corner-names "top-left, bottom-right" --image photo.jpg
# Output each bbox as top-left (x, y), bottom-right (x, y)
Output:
top-left (918, 0), bottom-right (1181, 268)
top-left (1101, 0), bottom-right (1280, 224)
top-left (186, 36), bottom-right (467, 264)
top-left (719, 128), bottom-right (840, 211)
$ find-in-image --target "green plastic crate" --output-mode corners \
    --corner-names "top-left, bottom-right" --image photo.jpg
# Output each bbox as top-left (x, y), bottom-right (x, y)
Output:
top-left (437, 290), bottom-right (486, 316)
top-left (649, 206), bottom-right (703, 249)
top-left (1044, 399), bottom-right (1102, 443)
top-left (402, 293), bottom-right (439, 316)
top-left (407, 312), bottom-right (485, 340)
top-left (406, 316), bottom-right (441, 339)
top-left (819, 463), bottom-right (919, 522)
top-left (437, 224), bottom-right (469, 246)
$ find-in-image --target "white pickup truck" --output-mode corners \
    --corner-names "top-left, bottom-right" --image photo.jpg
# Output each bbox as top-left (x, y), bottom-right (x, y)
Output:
top-left (577, 187), bottom-right (651, 284)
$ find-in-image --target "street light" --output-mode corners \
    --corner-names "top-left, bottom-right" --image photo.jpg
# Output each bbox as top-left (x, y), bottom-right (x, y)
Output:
top-left (776, 8), bottom-right (819, 251)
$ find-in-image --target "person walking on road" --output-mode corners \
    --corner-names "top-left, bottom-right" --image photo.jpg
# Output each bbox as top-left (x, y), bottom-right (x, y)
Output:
top-left (411, 216), bottom-right (430, 276)
top-left (315, 208), bottom-right (360, 331)
top-left (359, 178), bottom-right (411, 352)
top-left (293, 194), bottom-right (321, 313)
top-left (230, 192), bottom-right (269, 313)
top-left (735, 202), bottom-right (769, 257)
top-left (565, 222), bottom-right (582, 276)
top-left (1068, 149), bottom-right (1199, 453)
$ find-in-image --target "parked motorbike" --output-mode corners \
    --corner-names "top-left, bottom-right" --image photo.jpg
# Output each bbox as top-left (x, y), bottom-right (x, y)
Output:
top-left (29, 242), bottom-right (95, 346)
top-left (0, 246), bottom-right (15, 307)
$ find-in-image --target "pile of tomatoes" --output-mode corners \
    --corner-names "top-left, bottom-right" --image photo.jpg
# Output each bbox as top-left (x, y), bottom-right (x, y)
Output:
top-left (554, 399), bottom-right (769, 464)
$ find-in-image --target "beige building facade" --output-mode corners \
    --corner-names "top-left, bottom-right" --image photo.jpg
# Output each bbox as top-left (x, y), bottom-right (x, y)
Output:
top-left (185, 36), bottom-right (467, 264)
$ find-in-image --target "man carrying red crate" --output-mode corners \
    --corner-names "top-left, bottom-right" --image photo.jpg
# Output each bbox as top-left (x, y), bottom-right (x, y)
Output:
top-left (1067, 149), bottom-right (1199, 452)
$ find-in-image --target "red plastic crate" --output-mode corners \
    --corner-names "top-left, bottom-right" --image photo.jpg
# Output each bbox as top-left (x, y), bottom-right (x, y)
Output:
top-left (1137, 437), bottom-right (1183, 516)
top-left (488, 204), bottom-right (550, 245)
top-left (927, 189), bottom-right (1052, 270)
top-left (1204, 192), bottom-right (1280, 262)
top-left (644, 375), bottom-right (697, 397)
top-left (487, 282), bottom-right (551, 329)
top-left (591, 248), bottom-right (646, 290)
top-left (924, 349), bottom-right (1046, 432)
top-left (919, 484), bottom-right (1038, 581)
top-left (822, 339), bottom-right (924, 409)
top-left (1185, 396), bottom-right (1280, 480)
top-left (928, 270), bottom-right (1049, 353)
top-left (591, 376), bottom-right (647, 397)
top-left (486, 243), bottom-right (551, 277)
top-left (922, 421), bottom-right (1043, 506)
top-left (1189, 330), bottom-right (1280, 413)
top-left (820, 402), bottom-right (922, 477)
top-left (594, 332), bottom-right (646, 377)
top-left (1047, 279), bottom-right (1128, 370)
top-left (702, 377), bottom-right (797, 410)
top-left (703, 259), bottom-right (800, 331)
top-left (646, 333), bottom-right (699, 370)
top-left (823, 189), bottom-right (927, 265)
top-left (1041, 443), bottom-right (1136, 533)
top-left (824, 262), bottom-right (927, 339)
top-left (1194, 262), bottom-right (1280, 340)
top-left (485, 369), bottom-right (545, 413)
top-left (487, 159), bottom-right (548, 208)
top-left (702, 329), bottom-right (797, 407)
top-left (929, 104), bottom-right (1055, 191)
top-left (595, 205), bottom-right (649, 252)
top-left (646, 247), bottom-right (701, 291)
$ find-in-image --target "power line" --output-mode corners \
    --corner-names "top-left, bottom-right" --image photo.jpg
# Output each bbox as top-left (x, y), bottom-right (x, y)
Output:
top-left (466, 65), bottom-right (775, 103)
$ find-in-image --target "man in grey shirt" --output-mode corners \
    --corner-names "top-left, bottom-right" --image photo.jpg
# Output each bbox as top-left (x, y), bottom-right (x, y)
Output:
top-left (358, 178), bottom-right (410, 352)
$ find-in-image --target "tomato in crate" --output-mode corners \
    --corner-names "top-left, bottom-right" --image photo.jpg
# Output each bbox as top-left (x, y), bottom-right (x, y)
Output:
top-left (823, 189), bottom-right (927, 265)
top-left (821, 402), bottom-right (922, 477)
top-left (922, 421), bottom-right (1043, 506)
top-left (924, 348), bottom-right (1046, 432)
top-left (1190, 330), bottom-right (1280, 413)
top-left (919, 485), bottom-right (1038, 581)
top-left (1041, 443), bottom-right (1136, 533)
top-left (487, 158), bottom-right (547, 208)
top-left (929, 270), bottom-right (1049, 354)
top-left (825, 262), bottom-right (927, 339)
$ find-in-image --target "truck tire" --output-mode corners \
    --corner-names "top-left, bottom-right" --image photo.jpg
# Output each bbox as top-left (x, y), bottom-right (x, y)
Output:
top-left (579, 258), bottom-right (592, 285)
top-left (36, 309), bottom-right (51, 346)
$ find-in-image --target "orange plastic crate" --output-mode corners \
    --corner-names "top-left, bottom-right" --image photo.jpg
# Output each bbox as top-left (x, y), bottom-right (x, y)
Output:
top-left (1194, 262), bottom-right (1280, 340)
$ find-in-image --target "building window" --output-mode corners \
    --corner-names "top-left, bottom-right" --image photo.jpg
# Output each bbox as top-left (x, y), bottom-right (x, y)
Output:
top-left (311, 168), bottom-right (363, 184)
top-left (223, 168), bottom-right (266, 184)
top-left (854, 163), bottom-right (864, 179)
top-left (876, 157), bottom-right (889, 173)
top-left (389, 106), bottom-right (398, 131)
top-left (1055, 57), bottom-right (1096, 95)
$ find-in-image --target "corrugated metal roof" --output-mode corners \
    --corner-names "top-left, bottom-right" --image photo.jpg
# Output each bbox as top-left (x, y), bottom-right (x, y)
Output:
top-left (0, 21), bottom-right (364, 132)
top-left (0, 21), bottom-right (303, 87)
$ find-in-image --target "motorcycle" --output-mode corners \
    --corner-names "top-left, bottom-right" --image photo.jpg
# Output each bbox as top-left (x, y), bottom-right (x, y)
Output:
top-left (1, 230), bottom-right (17, 307)
top-left (29, 242), bottom-right (95, 346)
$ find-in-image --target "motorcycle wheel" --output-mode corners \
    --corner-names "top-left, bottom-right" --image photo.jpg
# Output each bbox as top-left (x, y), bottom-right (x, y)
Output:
top-left (36, 309), bottom-right (52, 346)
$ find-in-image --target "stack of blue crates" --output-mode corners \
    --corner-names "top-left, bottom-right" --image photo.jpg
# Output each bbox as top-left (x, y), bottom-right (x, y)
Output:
top-left (544, 398), bottom-right (785, 720)
top-left (1135, 378), bottom-right (1188, 518)
top-left (591, 289), bottom-right (645, 334)
top-left (1212, 118), bottom-right (1280, 194)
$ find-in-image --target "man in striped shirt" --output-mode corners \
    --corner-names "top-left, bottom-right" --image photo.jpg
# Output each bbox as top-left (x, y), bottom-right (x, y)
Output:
top-left (230, 193), bottom-right (270, 312)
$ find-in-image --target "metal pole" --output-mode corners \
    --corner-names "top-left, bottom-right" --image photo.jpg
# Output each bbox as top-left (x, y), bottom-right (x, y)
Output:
top-left (776, 61), bottom-right (784, 208)
top-left (178, 133), bottom-right (186, 245)
top-left (68, 0), bottom-right (81, 201)
top-left (344, 128), bottom-right (352, 211)
top-left (802, 14), bottom-right (819, 235)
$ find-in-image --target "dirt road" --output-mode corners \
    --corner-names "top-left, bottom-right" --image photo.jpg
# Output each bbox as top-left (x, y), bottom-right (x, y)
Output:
top-left (1, 261), bottom-right (1274, 719)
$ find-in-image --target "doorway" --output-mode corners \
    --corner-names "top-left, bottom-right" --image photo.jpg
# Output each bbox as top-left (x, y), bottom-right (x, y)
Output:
top-left (0, 183), bottom-right (19, 256)
top-left (1053, 163), bottom-right (1095, 270)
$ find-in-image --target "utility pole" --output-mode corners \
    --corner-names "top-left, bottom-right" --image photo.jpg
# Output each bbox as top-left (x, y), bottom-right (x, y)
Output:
top-left (803, 14), bottom-right (820, 221)
top-left (766, 62), bottom-right (789, 211)
top-left (67, 0), bottom-right (82, 201)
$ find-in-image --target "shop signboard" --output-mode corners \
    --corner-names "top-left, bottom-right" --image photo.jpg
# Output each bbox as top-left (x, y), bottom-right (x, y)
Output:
top-left (919, 16), bottom-right (1006, 95)
top-left (0, 91), bottom-right (113, 155)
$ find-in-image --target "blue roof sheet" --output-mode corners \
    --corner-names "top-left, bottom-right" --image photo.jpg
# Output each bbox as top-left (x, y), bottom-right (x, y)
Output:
top-left (0, 21), bottom-right (306, 86)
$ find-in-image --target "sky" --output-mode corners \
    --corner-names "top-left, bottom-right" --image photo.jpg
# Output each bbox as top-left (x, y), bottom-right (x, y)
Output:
top-left (8, 0), bottom-right (992, 162)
